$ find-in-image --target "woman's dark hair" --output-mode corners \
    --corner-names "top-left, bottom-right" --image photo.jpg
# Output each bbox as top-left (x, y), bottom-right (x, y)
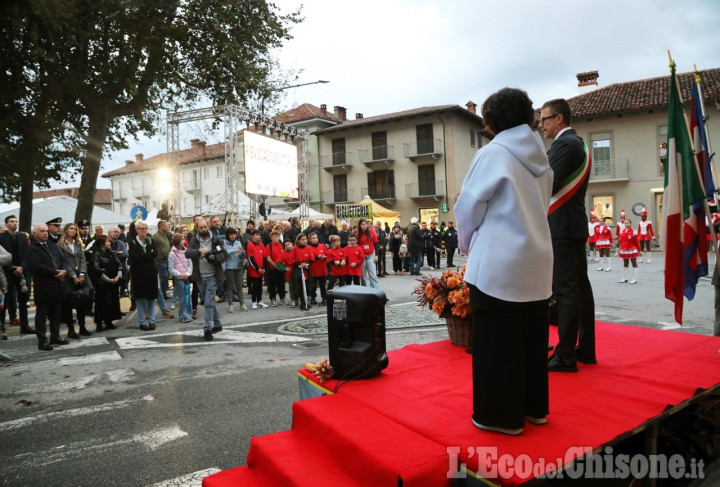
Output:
top-left (356, 218), bottom-right (372, 239)
top-left (225, 226), bottom-right (237, 237)
top-left (481, 88), bottom-right (535, 135)
top-left (94, 235), bottom-right (109, 249)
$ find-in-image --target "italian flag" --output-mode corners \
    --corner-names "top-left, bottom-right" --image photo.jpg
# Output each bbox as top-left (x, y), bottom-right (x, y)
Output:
top-left (662, 66), bottom-right (706, 324)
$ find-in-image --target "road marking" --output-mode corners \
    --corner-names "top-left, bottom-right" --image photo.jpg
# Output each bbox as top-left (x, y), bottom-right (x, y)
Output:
top-left (149, 468), bottom-right (221, 486)
top-left (0, 395), bottom-right (153, 432)
top-left (12, 425), bottom-right (188, 469)
top-left (10, 368), bottom-right (136, 395)
top-left (8, 350), bottom-right (123, 373)
top-left (57, 337), bottom-right (108, 349)
top-left (658, 321), bottom-right (682, 330)
top-left (116, 330), bottom-right (307, 349)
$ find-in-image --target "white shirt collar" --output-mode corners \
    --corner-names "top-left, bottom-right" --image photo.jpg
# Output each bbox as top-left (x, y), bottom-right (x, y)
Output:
top-left (555, 126), bottom-right (573, 140)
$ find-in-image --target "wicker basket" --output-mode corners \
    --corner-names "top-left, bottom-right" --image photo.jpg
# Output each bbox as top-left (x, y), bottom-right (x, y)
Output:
top-left (445, 315), bottom-right (472, 347)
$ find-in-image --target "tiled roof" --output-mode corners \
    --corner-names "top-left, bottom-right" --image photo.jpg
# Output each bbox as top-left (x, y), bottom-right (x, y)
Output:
top-left (101, 141), bottom-right (226, 177)
top-left (274, 103), bottom-right (342, 124)
top-left (314, 104), bottom-right (483, 134)
top-left (569, 68), bottom-right (720, 120)
top-left (32, 187), bottom-right (112, 205)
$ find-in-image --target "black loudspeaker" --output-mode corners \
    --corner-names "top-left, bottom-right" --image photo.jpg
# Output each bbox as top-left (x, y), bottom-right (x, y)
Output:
top-left (327, 285), bottom-right (389, 380)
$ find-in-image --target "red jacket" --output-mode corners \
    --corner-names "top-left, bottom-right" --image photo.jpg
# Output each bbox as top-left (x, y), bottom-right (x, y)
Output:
top-left (291, 245), bottom-right (314, 280)
top-left (619, 228), bottom-right (641, 252)
top-left (345, 245), bottom-right (364, 277)
top-left (309, 243), bottom-right (328, 277)
top-left (326, 247), bottom-right (347, 277)
top-left (266, 241), bottom-right (285, 269)
top-left (357, 229), bottom-right (378, 256)
top-left (277, 251), bottom-right (293, 281)
top-left (246, 241), bottom-right (265, 278)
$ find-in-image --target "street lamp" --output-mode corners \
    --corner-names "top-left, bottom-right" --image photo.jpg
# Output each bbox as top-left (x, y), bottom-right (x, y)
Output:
top-left (261, 79), bottom-right (329, 116)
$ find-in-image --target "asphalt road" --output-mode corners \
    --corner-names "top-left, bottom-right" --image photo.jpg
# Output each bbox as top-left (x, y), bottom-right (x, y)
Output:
top-left (0, 251), bottom-right (717, 486)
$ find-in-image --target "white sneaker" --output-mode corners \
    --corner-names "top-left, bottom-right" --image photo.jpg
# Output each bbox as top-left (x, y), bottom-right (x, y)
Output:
top-left (605, 267), bottom-right (611, 272)
top-left (619, 278), bottom-right (628, 283)
top-left (228, 305), bottom-right (233, 313)
top-left (270, 299), bottom-right (276, 307)
top-left (258, 301), bottom-right (269, 308)
top-left (597, 267), bottom-right (604, 271)
top-left (629, 279), bottom-right (637, 284)
top-left (282, 298), bottom-right (290, 305)
top-left (251, 302), bottom-right (258, 310)
top-left (647, 258), bottom-right (651, 263)
top-left (291, 300), bottom-right (297, 307)
top-left (638, 258), bottom-right (643, 263)
top-left (170, 301), bottom-right (176, 310)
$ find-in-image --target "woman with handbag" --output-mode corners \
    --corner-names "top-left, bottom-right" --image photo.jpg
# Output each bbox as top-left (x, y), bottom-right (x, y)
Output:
top-left (127, 221), bottom-right (159, 330)
top-left (58, 223), bottom-right (93, 338)
top-left (90, 235), bottom-right (122, 332)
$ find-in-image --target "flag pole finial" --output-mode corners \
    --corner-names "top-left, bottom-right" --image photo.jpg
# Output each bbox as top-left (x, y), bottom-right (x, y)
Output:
top-left (694, 64), bottom-right (702, 84)
top-left (668, 50), bottom-right (675, 71)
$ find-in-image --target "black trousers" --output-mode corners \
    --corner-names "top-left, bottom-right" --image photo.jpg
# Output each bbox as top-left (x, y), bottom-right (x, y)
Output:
top-left (327, 275), bottom-right (345, 291)
top-left (376, 248), bottom-right (386, 275)
top-left (446, 247), bottom-right (456, 267)
top-left (2, 272), bottom-right (29, 325)
top-left (470, 285), bottom-right (550, 429)
top-left (267, 269), bottom-right (286, 300)
top-left (248, 276), bottom-right (263, 303)
top-left (308, 275), bottom-right (326, 302)
top-left (36, 299), bottom-right (62, 342)
top-left (425, 248), bottom-right (435, 267)
top-left (550, 238), bottom-right (596, 361)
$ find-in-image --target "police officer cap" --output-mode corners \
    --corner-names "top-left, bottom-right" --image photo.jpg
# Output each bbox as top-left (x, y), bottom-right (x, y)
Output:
top-left (77, 219), bottom-right (90, 229)
top-left (46, 217), bottom-right (63, 226)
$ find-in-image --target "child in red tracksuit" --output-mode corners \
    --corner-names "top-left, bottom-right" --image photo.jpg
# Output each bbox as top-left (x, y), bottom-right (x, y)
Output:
top-left (618, 219), bottom-right (642, 284)
top-left (277, 240), bottom-right (297, 306)
top-left (308, 231), bottom-right (328, 305)
top-left (344, 234), bottom-right (363, 286)
top-left (326, 235), bottom-right (346, 291)
top-left (246, 230), bottom-right (268, 309)
top-left (290, 233), bottom-right (314, 311)
top-left (265, 231), bottom-right (286, 306)
top-left (594, 220), bottom-right (613, 271)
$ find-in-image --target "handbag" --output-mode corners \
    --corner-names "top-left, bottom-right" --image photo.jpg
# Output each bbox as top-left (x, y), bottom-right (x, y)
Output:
top-left (72, 287), bottom-right (95, 309)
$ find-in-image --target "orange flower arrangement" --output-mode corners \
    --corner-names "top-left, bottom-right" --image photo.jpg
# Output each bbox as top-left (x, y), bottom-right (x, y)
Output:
top-left (413, 264), bottom-right (471, 318)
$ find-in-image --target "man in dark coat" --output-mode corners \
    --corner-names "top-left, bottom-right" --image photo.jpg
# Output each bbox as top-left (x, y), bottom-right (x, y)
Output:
top-left (287, 217), bottom-right (301, 246)
top-left (407, 218), bottom-right (424, 275)
top-left (337, 220), bottom-right (351, 248)
top-left (26, 224), bottom-right (69, 349)
top-left (443, 221), bottom-right (459, 268)
top-left (0, 215), bottom-right (34, 334)
top-left (46, 217), bottom-right (63, 244)
top-left (540, 98), bottom-right (596, 373)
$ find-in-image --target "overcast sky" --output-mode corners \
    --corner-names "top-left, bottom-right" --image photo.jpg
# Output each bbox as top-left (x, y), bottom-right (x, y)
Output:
top-left (94, 0), bottom-right (720, 188)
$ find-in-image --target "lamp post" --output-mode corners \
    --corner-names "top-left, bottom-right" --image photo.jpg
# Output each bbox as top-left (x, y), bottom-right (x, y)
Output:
top-left (261, 79), bottom-right (329, 116)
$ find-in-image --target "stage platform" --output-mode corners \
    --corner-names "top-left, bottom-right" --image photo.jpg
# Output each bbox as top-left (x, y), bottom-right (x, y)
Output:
top-left (203, 322), bottom-right (720, 486)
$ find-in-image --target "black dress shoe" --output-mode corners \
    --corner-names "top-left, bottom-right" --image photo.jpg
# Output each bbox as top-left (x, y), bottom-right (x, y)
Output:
top-left (105, 323), bottom-right (118, 330)
top-left (79, 328), bottom-right (93, 337)
top-left (50, 338), bottom-right (70, 346)
top-left (548, 355), bottom-right (578, 372)
top-left (20, 326), bottom-right (36, 334)
top-left (211, 326), bottom-right (223, 334)
top-left (67, 329), bottom-right (80, 339)
top-left (574, 347), bottom-right (597, 364)
top-left (139, 325), bottom-right (150, 331)
top-left (148, 323), bottom-right (156, 330)
top-left (204, 330), bottom-right (214, 341)
top-left (38, 342), bottom-right (54, 351)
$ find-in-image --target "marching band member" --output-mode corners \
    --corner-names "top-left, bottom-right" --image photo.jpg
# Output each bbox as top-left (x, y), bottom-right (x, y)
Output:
top-left (594, 219), bottom-right (613, 271)
top-left (618, 219), bottom-right (642, 284)
top-left (637, 207), bottom-right (655, 263)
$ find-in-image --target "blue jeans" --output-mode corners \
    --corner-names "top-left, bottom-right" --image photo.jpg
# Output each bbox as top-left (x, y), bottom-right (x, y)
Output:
top-left (410, 253), bottom-right (423, 275)
top-left (173, 278), bottom-right (191, 320)
top-left (136, 299), bottom-right (156, 326)
top-left (197, 276), bottom-right (221, 331)
top-left (362, 253), bottom-right (380, 289)
top-left (157, 261), bottom-right (169, 298)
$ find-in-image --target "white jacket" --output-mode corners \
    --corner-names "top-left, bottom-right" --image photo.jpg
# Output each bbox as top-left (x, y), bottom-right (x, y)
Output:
top-left (454, 124), bottom-right (553, 302)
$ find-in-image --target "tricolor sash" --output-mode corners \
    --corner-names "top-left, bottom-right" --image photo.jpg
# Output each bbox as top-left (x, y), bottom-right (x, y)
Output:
top-left (548, 143), bottom-right (591, 215)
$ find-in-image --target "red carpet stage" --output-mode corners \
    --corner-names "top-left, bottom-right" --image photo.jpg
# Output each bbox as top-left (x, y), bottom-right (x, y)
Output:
top-left (203, 322), bottom-right (720, 486)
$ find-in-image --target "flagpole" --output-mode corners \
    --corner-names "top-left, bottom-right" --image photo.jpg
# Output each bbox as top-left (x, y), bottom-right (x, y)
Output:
top-left (668, 53), bottom-right (720, 265)
top-left (694, 65), bottom-right (718, 191)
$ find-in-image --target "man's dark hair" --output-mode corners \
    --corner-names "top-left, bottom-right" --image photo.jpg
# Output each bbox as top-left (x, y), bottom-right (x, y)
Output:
top-left (481, 87), bottom-right (535, 134)
top-left (5, 215), bottom-right (17, 223)
top-left (225, 226), bottom-right (238, 236)
top-left (541, 98), bottom-right (572, 125)
top-left (94, 235), bottom-right (109, 248)
top-left (251, 229), bottom-right (261, 236)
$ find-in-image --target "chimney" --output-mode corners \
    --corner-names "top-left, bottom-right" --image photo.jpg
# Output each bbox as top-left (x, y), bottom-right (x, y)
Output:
top-left (320, 104), bottom-right (327, 115)
top-left (576, 70), bottom-right (599, 94)
top-left (334, 105), bottom-right (347, 121)
top-left (355, 113), bottom-right (363, 120)
top-left (465, 101), bottom-right (477, 115)
top-left (125, 160), bottom-right (134, 166)
top-left (135, 153), bottom-right (144, 163)
top-left (198, 140), bottom-right (207, 155)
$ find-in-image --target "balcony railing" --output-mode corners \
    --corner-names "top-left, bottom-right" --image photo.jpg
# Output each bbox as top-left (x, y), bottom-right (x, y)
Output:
top-left (589, 159), bottom-right (629, 182)
top-left (358, 146), bottom-right (395, 166)
top-left (319, 152), bottom-right (354, 173)
top-left (132, 186), bottom-right (150, 197)
top-left (403, 139), bottom-right (443, 160)
top-left (405, 180), bottom-right (445, 200)
top-left (360, 185), bottom-right (396, 201)
top-left (321, 188), bottom-right (355, 204)
top-left (183, 180), bottom-right (201, 193)
top-left (112, 189), bottom-right (127, 201)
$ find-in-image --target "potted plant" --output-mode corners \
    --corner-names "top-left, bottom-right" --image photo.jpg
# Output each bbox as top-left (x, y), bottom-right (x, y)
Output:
top-left (413, 265), bottom-right (471, 346)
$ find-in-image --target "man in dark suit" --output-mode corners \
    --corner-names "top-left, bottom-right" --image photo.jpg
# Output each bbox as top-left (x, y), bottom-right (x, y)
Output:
top-left (0, 215), bottom-right (34, 334)
top-left (26, 224), bottom-right (69, 350)
top-left (46, 216), bottom-right (63, 244)
top-left (540, 98), bottom-right (596, 373)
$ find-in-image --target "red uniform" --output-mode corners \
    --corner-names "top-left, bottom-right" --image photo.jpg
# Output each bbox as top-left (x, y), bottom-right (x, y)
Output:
top-left (246, 241), bottom-right (265, 278)
top-left (594, 224), bottom-right (613, 248)
top-left (587, 221), bottom-right (598, 243)
top-left (637, 221), bottom-right (654, 241)
top-left (357, 229), bottom-right (378, 256)
top-left (278, 251), bottom-right (293, 281)
top-left (618, 227), bottom-right (641, 259)
top-left (309, 243), bottom-right (329, 277)
top-left (266, 241), bottom-right (285, 268)
top-left (345, 244), bottom-right (364, 277)
top-left (326, 247), bottom-right (347, 277)
top-left (290, 244), bottom-right (314, 280)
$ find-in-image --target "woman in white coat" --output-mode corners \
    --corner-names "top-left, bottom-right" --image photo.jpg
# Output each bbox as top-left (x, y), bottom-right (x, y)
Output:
top-left (455, 88), bottom-right (554, 435)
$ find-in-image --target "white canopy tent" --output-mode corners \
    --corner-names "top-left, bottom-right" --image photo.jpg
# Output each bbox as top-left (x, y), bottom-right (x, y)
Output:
top-left (198, 191), bottom-right (253, 221)
top-left (288, 204), bottom-right (333, 220)
top-left (0, 196), bottom-right (133, 229)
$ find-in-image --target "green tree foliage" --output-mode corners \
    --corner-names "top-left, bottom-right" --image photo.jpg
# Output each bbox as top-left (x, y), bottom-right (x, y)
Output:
top-left (1, 0), bottom-right (301, 228)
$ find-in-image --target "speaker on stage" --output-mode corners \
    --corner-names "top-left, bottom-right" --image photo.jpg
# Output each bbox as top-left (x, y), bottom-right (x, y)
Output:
top-left (326, 285), bottom-right (389, 380)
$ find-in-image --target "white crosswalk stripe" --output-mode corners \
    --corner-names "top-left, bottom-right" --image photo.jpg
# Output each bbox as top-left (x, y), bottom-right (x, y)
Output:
top-left (149, 468), bottom-right (222, 487)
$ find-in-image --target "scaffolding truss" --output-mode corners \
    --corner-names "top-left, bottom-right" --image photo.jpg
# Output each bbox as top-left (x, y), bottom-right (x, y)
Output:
top-left (166, 104), bottom-right (309, 227)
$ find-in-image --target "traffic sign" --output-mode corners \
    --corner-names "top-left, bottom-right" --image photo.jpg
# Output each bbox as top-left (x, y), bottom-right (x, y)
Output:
top-left (131, 205), bottom-right (148, 220)
top-left (441, 203), bottom-right (449, 213)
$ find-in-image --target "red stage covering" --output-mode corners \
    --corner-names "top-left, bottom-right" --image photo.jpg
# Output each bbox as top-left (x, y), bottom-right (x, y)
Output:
top-left (203, 322), bottom-right (720, 486)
